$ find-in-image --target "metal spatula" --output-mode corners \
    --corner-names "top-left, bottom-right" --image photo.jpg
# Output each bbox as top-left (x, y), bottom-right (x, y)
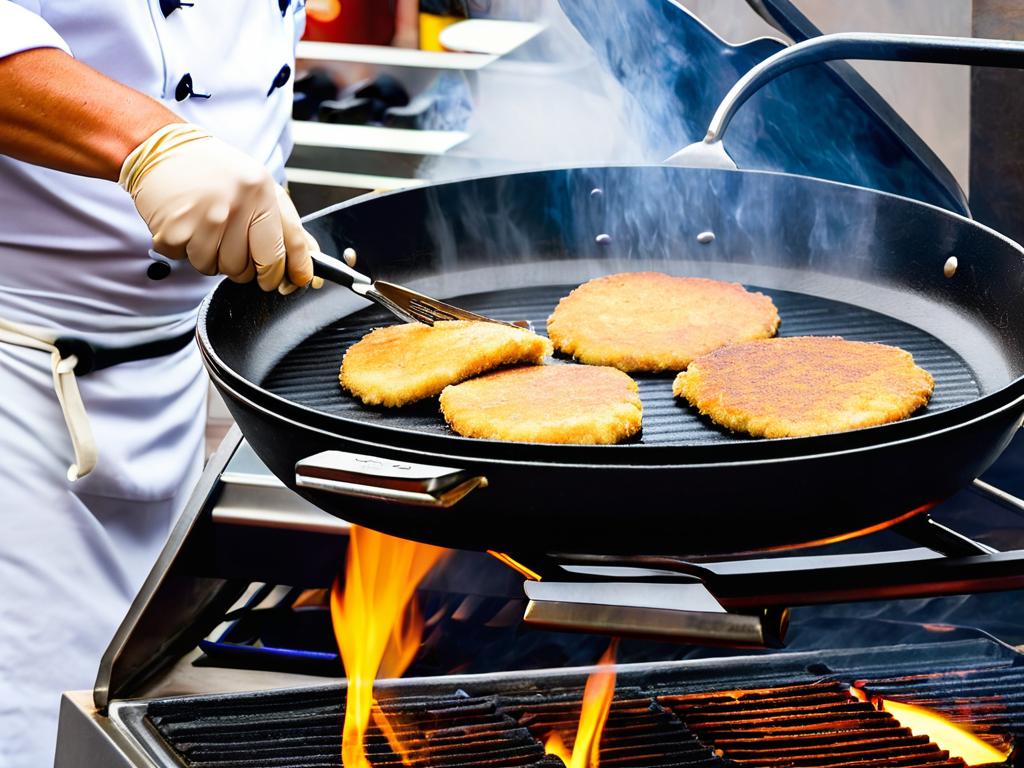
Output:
top-left (311, 249), bottom-right (529, 329)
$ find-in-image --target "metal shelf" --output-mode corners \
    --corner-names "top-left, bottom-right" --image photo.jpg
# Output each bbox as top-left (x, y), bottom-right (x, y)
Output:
top-left (284, 167), bottom-right (425, 193)
top-left (297, 40), bottom-right (497, 71)
top-left (290, 120), bottom-right (469, 156)
top-left (296, 21), bottom-right (544, 71)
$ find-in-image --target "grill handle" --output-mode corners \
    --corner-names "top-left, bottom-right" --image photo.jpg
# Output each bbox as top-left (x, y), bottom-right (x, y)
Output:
top-left (667, 32), bottom-right (1024, 167)
top-left (295, 449), bottom-right (487, 508)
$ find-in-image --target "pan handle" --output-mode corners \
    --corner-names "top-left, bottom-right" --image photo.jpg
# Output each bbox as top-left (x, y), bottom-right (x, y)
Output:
top-left (295, 449), bottom-right (487, 508)
top-left (667, 32), bottom-right (1024, 167)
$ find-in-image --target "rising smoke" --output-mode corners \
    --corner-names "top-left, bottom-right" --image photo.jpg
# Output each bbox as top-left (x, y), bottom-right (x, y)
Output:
top-left (420, 0), bottom-right (651, 180)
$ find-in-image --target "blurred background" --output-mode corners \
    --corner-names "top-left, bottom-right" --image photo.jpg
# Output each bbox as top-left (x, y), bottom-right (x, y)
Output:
top-left (283, 0), bottom-right (971, 215)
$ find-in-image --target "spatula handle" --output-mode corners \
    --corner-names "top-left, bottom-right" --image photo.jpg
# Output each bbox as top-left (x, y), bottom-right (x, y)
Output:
top-left (310, 249), bottom-right (372, 292)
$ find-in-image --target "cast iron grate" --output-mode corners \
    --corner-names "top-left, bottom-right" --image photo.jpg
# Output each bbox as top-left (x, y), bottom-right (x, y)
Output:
top-left (145, 671), bottom-right (1014, 768)
top-left (496, 686), bottom-right (727, 767)
top-left (261, 284), bottom-right (980, 447)
top-left (859, 665), bottom-right (1024, 753)
top-left (146, 689), bottom-right (546, 768)
top-left (659, 679), bottom-right (966, 768)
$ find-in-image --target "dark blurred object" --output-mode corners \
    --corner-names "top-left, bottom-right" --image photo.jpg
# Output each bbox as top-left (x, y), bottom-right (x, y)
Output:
top-left (420, 0), bottom-right (469, 16)
top-left (970, 0), bottom-right (1024, 246)
top-left (318, 97), bottom-right (378, 125)
top-left (354, 73), bottom-right (410, 108)
top-left (318, 74), bottom-right (411, 126)
top-left (382, 97), bottom-right (438, 129)
top-left (303, 0), bottom-right (395, 45)
top-left (393, 71), bottom-right (472, 130)
top-left (292, 69), bottom-right (339, 121)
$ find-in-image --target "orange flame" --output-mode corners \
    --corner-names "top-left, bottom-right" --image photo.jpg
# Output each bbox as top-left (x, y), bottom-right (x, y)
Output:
top-left (545, 731), bottom-right (572, 766)
top-left (487, 551), bottom-right (542, 581)
top-left (545, 640), bottom-right (619, 768)
top-left (330, 526), bottom-right (446, 768)
top-left (850, 685), bottom-right (1010, 766)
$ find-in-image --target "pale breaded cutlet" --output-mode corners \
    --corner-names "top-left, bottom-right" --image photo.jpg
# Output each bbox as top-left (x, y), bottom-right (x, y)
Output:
top-left (440, 364), bottom-right (642, 445)
top-left (340, 320), bottom-right (553, 407)
top-left (547, 272), bottom-right (780, 373)
top-left (673, 336), bottom-right (935, 438)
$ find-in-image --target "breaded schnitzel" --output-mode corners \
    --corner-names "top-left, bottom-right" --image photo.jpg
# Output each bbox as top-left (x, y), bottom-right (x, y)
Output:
top-left (547, 272), bottom-right (780, 372)
top-left (340, 320), bottom-right (552, 407)
top-left (439, 364), bottom-right (642, 444)
top-left (673, 336), bottom-right (934, 438)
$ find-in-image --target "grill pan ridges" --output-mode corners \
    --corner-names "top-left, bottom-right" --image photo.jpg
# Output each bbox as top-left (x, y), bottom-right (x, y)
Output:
top-left (262, 285), bottom-right (979, 448)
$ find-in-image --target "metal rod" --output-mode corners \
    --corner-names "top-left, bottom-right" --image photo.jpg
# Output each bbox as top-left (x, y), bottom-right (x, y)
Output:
top-left (542, 553), bottom-right (714, 581)
top-left (972, 478), bottom-right (1024, 514)
top-left (706, 550), bottom-right (1024, 609)
top-left (892, 515), bottom-right (999, 557)
top-left (706, 33), bottom-right (1024, 144)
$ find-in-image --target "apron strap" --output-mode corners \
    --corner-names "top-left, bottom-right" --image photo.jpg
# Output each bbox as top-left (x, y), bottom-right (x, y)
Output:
top-left (0, 317), bottom-right (98, 481)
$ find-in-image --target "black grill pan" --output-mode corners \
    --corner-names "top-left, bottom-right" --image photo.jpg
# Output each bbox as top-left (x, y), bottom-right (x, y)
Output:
top-left (262, 285), bottom-right (980, 448)
top-left (198, 166), bottom-right (1024, 556)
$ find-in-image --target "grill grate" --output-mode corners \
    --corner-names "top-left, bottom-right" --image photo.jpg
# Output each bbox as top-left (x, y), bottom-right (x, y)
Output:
top-left (496, 686), bottom-right (726, 767)
top-left (147, 690), bottom-right (546, 768)
top-left (859, 666), bottom-right (1024, 752)
top-left (262, 285), bottom-right (980, 447)
top-left (660, 680), bottom-right (964, 768)
top-left (146, 668), bottom-right (1015, 768)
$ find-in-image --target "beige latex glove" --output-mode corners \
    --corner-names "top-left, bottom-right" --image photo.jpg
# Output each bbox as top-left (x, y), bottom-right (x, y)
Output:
top-left (119, 123), bottom-right (319, 294)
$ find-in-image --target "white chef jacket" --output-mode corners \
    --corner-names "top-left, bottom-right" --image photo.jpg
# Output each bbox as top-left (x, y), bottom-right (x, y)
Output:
top-left (0, 0), bottom-right (303, 341)
top-left (0, 3), bottom-right (305, 766)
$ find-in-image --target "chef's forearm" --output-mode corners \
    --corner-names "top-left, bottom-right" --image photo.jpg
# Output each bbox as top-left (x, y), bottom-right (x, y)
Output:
top-left (0, 47), bottom-right (183, 181)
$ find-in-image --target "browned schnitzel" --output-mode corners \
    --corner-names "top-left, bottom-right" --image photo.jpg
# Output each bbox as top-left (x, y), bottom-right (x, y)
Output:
top-left (340, 320), bottom-right (552, 407)
top-left (673, 336), bottom-right (935, 438)
top-left (547, 272), bottom-right (780, 373)
top-left (439, 364), bottom-right (642, 444)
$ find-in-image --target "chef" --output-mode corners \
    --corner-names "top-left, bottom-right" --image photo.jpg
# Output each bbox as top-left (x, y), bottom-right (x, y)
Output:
top-left (0, 2), bottom-right (318, 764)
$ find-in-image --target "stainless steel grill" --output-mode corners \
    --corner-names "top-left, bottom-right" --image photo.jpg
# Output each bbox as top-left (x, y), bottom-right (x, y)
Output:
top-left (52, 425), bottom-right (1024, 767)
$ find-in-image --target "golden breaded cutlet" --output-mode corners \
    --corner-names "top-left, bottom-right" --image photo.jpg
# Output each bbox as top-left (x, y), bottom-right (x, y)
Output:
top-left (547, 272), bottom-right (780, 372)
top-left (673, 336), bottom-right (934, 438)
top-left (440, 364), bottom-right (642, 445)
top-left (340, 320), bottom-right (552, 407)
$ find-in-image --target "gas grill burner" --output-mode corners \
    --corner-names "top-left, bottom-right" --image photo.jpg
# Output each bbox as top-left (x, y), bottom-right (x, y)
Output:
top-left (117, 639), bottom-right (1021, 768)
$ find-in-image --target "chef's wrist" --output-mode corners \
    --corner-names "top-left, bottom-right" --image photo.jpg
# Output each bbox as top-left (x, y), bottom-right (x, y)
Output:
top-left (118, 123), bottom-right (215, 195)
top-left (105, 107), bottom-right (184, 183)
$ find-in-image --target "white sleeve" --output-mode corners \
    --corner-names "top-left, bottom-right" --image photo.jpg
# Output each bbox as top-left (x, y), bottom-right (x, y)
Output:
top-left (0, 2), bottom-right (72, 59)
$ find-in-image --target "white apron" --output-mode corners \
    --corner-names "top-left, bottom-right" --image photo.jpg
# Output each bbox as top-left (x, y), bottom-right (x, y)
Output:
top-left (0, 342), bottom-right (206, 766)
top-left (0, 2), bottom-right (306, 765)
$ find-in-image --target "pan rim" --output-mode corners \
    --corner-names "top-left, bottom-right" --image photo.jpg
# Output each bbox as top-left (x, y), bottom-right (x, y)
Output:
top-left (198, 164), bottom-right (1024, 464)
top-left (203, 353), bottom-right (1024, 473)
top-left (199, 306), bottom-right (1024, 464)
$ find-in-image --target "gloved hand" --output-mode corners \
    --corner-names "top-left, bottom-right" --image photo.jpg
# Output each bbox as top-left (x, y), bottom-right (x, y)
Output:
top-left (119, 122), bottom-right (319, 293)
